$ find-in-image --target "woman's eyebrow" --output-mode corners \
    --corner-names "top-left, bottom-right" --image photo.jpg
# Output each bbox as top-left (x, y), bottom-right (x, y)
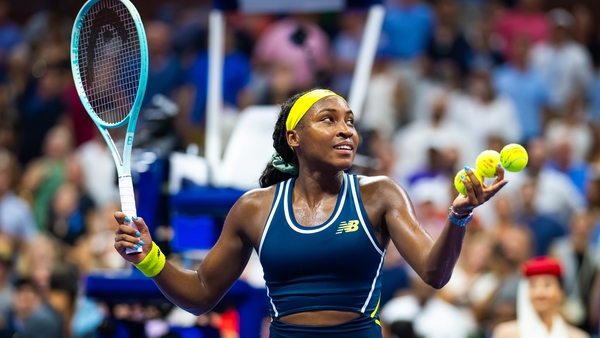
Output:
top-left (317, 108), bottom-right (354, 115)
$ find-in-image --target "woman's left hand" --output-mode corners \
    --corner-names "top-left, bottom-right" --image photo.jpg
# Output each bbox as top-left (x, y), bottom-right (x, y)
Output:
top-left (452, 165), bottom-right (508, 214)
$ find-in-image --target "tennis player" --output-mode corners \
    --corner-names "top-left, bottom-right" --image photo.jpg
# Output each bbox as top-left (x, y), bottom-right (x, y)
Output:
top-left (114, 89), bottom-right (508, 337)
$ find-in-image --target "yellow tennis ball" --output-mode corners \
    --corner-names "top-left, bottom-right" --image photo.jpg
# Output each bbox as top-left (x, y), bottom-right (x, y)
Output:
top-left (454, 168), bottom-right (483, 195)
top-left (475, 150), bottom-right (501, 178)
top-left (500, 143), bottom-right (528, 172)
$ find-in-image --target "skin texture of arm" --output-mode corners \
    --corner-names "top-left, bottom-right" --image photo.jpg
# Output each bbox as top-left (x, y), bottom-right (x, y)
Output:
top-left (359, 167), bottom-right (506, 289)
top-left (114, 187), bottom-right (274, 315)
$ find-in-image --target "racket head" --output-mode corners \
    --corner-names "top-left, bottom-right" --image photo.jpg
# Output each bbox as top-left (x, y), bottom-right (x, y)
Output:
top-left (71, 0), bottom-right (148, 129)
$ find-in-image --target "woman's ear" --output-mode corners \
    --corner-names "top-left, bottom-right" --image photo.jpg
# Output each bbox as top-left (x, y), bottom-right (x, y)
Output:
top-left (287, 130), bottom-right (299, 148)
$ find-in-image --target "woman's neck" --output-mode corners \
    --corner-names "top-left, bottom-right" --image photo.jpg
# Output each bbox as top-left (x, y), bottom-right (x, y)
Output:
top-left (538, 311), bottom-right (555, 332)
top-left (294, 170), bottom-right (344, 207)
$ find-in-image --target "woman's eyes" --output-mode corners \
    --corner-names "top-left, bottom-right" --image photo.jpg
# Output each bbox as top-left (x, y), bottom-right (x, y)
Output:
top-left (321, 116), bottom-right (354, 125)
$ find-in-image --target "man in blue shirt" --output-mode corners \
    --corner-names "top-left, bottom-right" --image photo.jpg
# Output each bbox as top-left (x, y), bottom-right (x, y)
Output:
top-left (379, 0), bottom-right (434, 60)
top-left (494, 36), bottom-right (550, 142)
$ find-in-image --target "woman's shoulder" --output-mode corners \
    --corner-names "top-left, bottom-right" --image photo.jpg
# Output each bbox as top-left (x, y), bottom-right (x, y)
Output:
top-left (235, 185), bottom-right (278, 210)
top-left (355, 175), bottom-right (405, 195)
top-left (491, 321), bottom-right (519, 338)
top-left (568, 325), bottom-right (590, 338)
top-left (226, 185), bottom-right (279, 229)
top-left (355, 175), bottom-right (398, 188)
top-left (355, 175), bottom-right (409, 207)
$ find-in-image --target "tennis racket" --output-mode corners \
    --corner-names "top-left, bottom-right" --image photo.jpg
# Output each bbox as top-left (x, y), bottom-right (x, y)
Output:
top-left (71, 0), bottom-right (148, 254)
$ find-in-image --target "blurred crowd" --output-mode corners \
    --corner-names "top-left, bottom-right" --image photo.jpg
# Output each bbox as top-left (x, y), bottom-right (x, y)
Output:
top-left (0, 0), bottom-right (599, 337)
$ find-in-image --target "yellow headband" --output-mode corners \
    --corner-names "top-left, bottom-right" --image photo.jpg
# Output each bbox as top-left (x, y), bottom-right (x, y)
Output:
top-left (286, 89), bottom-right (344, 131)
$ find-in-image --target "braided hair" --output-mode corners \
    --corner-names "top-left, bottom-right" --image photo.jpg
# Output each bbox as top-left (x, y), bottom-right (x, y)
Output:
top-left (259, 91), bottom-right (308, 188)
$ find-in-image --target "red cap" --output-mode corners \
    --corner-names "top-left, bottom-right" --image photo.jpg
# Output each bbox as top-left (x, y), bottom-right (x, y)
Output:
top-left (522, 256), bottom-right (562, 278)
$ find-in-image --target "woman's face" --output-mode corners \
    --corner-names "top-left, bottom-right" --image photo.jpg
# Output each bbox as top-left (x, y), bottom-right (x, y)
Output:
top-left (289, 96), bottom-right (358, 172)
top-left (529, 275), bottom-right (563, 315)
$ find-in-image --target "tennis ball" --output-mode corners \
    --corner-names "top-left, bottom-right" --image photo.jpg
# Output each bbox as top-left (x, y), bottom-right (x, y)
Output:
top-left (475, 150), bottom-right (501, 178)
top-left (500, 143), bottom-right (528, 172)
top-left (454, 168), bottom-right (483, 195)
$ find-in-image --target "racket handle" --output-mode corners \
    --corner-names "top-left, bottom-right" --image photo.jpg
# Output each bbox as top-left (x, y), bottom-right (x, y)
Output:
top-left (119, 175), bottom-right (142, 255)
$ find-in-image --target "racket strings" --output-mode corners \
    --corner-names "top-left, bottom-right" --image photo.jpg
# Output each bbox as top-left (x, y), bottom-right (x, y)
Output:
top-left (78, 0), bottom-right (141, 125)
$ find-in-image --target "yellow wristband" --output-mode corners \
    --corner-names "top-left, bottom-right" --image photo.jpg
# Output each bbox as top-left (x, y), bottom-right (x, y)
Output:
top-left (133, 242), bottom-right (166, 277)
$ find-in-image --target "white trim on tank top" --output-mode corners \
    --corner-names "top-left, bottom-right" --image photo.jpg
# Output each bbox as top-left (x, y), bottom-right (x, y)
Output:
top-left (349, 176), bottom-right (384, 255)
top-left (257, 182), bottom-right (285, 317)
top-left (258, 182), bottom-right (285, 257)
top-left (348, 175), bottom-right (386, 312)
top-left (284, 174), bottom-right (348, 234)
top-left (361, 248), bottom-right (386, 313)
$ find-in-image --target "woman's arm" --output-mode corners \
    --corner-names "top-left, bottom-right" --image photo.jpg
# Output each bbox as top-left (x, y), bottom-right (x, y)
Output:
top-left (379, 167), bottom-right (507, 289)
top-left (114, 192), bottom-right (264, 315)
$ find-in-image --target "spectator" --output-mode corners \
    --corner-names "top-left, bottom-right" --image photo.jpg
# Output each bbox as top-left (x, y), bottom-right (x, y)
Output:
top-left (47, 262), bottom-right (103, 338)
top-left (0, 0), bottom-right (23, 83)
top-left (489, 195), bottom-right (522, 240)
top-left (392, 93), bottom-right (473, 185)
top-left (76, 131), bottom-right (119, 210)
top-left (0, 85), bottom-right (16, 151)
top-left (15, 235), bottom-right (58, 299)
top-left (184, 28), bottom-right (250, 124)
top-left (546, 142), bottom-right (590, 197)
top-left (361, 57), bottom-right (408, 138)
top-left (530, 8), bottom-right (594, 112)
top-left (5, 277), bottom-right (62, 338)
top-left (571, 4), bottom-right (600, 60)
top-left (545, 95), bottom-right (594, 165)
top-left (407, 145), bottom-right (456, 187)
top-left (439, 232), bottom-right (493, 332)
top-left (492, 257), bottom-right (589, 338)
top-left (253, 14), bottom-right (330, 91)
top-left (467, 18), bottom-right (504, 72)
top-left (15, 64), bottom-right (68, 167)
top-left (505, 138), bottom-right (587, 227)
top-left (47, 174), bottom-right (95, 247)
top-left (589, 54), bottom-right (600, 124)
top-left (475, 227), bottom-right (532, 335)
top-left (410, 177), bottom-right (452, 239)
top-left (0, 148), bottom-right (37, 244)
top-left (87, 202), bottom-right (129, 271)
top-left (514, 179), bottom-right (565, 256)
top-left (425, 0), bottom-right (472, 78)
top-left (459, 68), bottom-right (522, 153)
top-left (380, 248), bottom-right (410, 308)
top-left (550, 212), bottom-right (599, 333)
top-left (381, 273), bottom-right (475, 338)
top-left (494, 36), bottom-right (549, 142)
top-left (47, 263), bottom-right (80, 338)
top-left (20, 125), bottom-right (73, 231)
top-left (379, 0), bottom-right (434, 61)
top-left (23, 0), bottom-right (71, 46)
top-left (331, 10), bottom-right (365, 97)
top-left (494, 0), bottom-right (550, 61)
top-left (143, 20), bottom-right (183, 107)
top-left (0, 235), bottom-right (13, 314)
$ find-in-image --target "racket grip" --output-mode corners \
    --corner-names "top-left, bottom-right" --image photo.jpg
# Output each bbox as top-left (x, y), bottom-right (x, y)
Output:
top-left (119, 175), bottom-right (142, 255)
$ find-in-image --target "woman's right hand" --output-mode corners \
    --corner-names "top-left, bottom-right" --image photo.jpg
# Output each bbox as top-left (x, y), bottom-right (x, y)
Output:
top-left (114, 212), bottom-right (153, 264)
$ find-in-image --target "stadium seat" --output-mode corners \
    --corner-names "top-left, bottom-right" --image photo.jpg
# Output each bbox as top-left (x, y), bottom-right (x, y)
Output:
top-left (213, 105), bottom-right (279, 190)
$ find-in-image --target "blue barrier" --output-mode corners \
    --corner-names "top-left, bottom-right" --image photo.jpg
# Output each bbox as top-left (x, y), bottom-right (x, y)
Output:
top-left (86, 269), bottom-right (270, 338)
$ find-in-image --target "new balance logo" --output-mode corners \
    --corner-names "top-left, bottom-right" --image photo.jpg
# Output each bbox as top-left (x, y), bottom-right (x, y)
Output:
top-left (336, 220), bottom-right (359, 234)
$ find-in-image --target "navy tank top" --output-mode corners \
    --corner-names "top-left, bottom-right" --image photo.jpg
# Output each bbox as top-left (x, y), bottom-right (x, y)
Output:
top-left (258, 173), bottom-right (387, 318)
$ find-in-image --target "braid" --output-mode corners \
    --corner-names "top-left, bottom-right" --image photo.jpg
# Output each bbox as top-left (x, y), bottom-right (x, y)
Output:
top-left (259, 91), bottom-right (307, 188)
